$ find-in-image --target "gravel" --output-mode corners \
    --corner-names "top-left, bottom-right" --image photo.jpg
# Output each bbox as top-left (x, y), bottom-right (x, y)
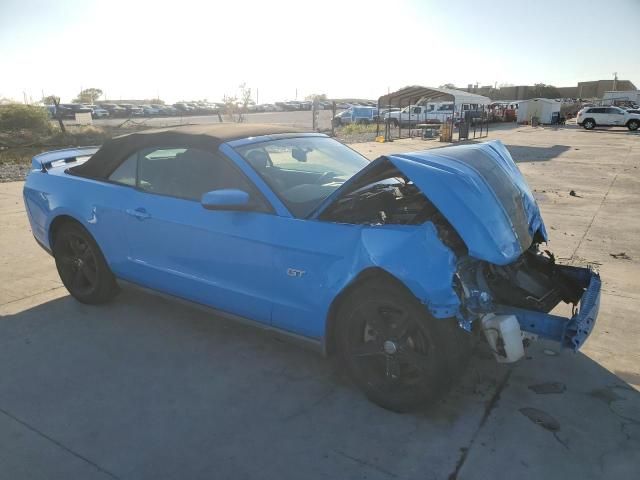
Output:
top-left (0, 162), bottom-right (30, 182)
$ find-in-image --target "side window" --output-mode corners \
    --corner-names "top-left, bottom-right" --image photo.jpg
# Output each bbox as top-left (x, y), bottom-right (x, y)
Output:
top-left (108, 153), bottom-right (137, 186)
top-left (412, 107), bottom-right (421, 114)
top-left (109, 147), bottom-right (268, 210)
top-left (591, 108), bottom-right (605, 114)
top-left (137, 147), bottom-right (260, 203)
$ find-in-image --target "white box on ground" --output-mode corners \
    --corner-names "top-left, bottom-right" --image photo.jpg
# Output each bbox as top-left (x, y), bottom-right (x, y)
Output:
top-left (75, 112), bottom-right (93, 125)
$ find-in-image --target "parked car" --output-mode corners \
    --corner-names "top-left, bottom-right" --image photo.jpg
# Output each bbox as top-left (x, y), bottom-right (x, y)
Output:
top-left (23, 125), bottom-right (600, 412)
top-left (56, 103), bottom-right (93, 119)
top-left (86, 105), bottom-right (109, 119)
top-left (119, 104), bottom-right (144, 116)
top-left (173, 103), bottom-right (193, 114)
top-left (333, 106), bottom-right (378, 126)
top-left (140, 105), bottom-right (160, 116)
top-left (576, 106), bottom-right (639, 130)
top-left (151, 104), bottom-right (178, 116)
top-left (99, 103), bottom-right (127, 117)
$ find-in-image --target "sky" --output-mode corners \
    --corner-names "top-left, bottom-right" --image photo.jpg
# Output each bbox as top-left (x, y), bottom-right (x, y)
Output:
top-left (1, 0), bottom-right (639, 104)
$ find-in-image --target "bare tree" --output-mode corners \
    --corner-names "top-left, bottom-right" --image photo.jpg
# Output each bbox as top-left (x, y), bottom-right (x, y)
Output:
top-left (222, 94), bottom-right (239, 122)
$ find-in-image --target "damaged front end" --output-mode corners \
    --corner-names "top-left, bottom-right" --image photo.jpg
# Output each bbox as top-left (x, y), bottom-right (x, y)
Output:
top-left (456, 249), bottom-right (601, 360)
top-left (316, 140), bottom-right (601, 361)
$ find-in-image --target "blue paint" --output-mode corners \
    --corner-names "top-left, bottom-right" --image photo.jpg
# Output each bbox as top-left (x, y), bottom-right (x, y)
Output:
top-left (23, 137), bottom-right (599, 356)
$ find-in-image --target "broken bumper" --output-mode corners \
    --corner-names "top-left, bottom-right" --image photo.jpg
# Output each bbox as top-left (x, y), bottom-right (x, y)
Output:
top-left (495, 266), bottom-right (601, 351)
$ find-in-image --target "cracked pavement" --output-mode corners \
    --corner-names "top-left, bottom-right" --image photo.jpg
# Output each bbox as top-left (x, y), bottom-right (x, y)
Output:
top-left (1, 123), bottom-right (638, 479)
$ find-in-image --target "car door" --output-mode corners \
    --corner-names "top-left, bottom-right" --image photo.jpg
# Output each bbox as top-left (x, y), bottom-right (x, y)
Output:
top-left (111, 145), bottom-right (276, 324)
top-left (606, 107), bottom-right (625, 125)
top-left (590, 107), bottom-right (608, 125)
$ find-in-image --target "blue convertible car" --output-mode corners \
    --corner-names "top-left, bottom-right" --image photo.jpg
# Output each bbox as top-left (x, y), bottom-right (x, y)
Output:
top-left (23, 124), bottom-right (600, 411)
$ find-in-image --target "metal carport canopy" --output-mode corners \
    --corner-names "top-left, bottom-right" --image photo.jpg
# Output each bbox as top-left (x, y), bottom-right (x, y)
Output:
top-left (378, 86), bottom-right (490, 106)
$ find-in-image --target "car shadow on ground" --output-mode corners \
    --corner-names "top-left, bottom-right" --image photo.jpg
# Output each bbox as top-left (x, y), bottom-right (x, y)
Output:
top-left (0, 290), bottom-right (638, 479)
top-left (505, 144), bottom-right (571, 163)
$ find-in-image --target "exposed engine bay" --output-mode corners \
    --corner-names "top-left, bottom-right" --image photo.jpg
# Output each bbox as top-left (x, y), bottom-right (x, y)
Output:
top-left (482, 248), bottom-right (584, 313)
top-left (319, 159), bottom-right (467, 254)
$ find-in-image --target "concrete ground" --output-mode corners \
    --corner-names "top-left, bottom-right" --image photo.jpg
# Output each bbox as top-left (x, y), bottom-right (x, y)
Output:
top-left (0, 124), bottom-right (638, 479)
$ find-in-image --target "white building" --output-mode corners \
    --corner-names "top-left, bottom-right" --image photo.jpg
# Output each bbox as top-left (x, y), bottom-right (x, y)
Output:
top-left (602, 90), bottom-right (640, 105)
top-left (516, 98), bottom-right (562, 124)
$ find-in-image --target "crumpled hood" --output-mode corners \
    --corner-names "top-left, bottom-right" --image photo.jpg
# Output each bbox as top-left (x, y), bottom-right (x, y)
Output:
top-left (387, 140), bottom-right (547, 265)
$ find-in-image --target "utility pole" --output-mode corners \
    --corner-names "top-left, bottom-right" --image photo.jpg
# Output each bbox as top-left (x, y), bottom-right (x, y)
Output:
top-left (612, 72), bottom-right (618, 91)
top-left (256, 88), bottom-right (259, 105)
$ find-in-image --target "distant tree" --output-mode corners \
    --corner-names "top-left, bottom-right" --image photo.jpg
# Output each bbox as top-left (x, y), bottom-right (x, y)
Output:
top-left (239, 83), bottom-right (252, 108)
top-left (43, 95), bottom-right (59, 105)
top-left (439, 83), bottom-right (456, 89)
top-left (73, 88), bottom-right (103, 104)
top-left (532, 83), bottom-right (561, 98)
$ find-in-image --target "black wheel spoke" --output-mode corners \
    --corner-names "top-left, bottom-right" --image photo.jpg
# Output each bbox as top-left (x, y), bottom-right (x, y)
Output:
top-left (367, 314), bottom-right (390, 338)
top-left (352, 341), bottom-right (384, 357)
top-left (385, 311), bottom-right (410, 339)
top-left (80, 263), bottom-right (97, 286)
top-left (71, 267), bottom-right (86, 290)
top-left (385, 355), bottom-right (401, 380)
top-left (81, 248), bottom-right (93, 262)
top-left (68, 237), bottom-right (84, 256)
top-left (398, 345), bottom-right (430, 372)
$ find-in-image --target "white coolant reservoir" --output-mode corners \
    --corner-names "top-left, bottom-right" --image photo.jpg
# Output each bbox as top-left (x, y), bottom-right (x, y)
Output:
top-left (482, 314), bottom-right (525, 363)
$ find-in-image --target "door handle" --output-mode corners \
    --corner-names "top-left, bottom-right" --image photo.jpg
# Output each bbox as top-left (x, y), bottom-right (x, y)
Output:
top-left (126, 207), bottom-right (151, 220)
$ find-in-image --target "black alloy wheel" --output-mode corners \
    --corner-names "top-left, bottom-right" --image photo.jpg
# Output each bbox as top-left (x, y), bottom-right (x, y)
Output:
top-left (336, 278), bottom-right (469, 412)
top-left (53, 223), bottom-right (118, 304)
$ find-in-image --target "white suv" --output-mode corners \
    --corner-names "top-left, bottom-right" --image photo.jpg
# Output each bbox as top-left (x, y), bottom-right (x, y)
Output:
top-left (577, 106), bottom-right (640, 131)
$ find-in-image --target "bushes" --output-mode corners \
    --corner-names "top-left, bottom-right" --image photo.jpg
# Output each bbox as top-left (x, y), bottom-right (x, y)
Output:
top-left (340, 123), bottom-right (378, 135)
top-left (0, 104), bottom-right (50, 132)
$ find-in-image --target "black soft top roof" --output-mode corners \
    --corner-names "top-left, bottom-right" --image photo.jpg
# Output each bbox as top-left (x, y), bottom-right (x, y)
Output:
top-left (70, 123), bottom-right (306, 180)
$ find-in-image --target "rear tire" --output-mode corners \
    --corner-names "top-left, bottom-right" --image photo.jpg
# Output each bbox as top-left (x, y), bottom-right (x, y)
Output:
top-left (583, 119), bottom-right (595, 130)
top-left (335, 277), bottom-right (470, 412)
top-left (628, 120), bottom-right (639, 131)
top-left (53, 222), bottom-right (118, 304)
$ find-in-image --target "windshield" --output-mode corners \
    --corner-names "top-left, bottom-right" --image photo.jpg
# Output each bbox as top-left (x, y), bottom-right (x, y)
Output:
top-left (235, 136), bottom-right (369, 218)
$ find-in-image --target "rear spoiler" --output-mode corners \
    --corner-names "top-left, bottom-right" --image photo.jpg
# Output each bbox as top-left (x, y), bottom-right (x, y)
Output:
top-left (31, 146), bottom-right (100, 172)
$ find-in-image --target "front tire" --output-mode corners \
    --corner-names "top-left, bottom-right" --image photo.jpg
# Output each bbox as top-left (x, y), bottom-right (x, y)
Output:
top-left (628, 120), bottom-right (639, 131)
top-left (583, 119), bottom-right (595, 130)
top-left (336, 278), bottom-right (470, 412)
top-left (53, 223), bottom-right (118, 304)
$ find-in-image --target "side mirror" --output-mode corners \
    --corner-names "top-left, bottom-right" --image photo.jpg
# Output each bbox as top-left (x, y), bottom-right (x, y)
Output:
top-left (201, 189), bottom-right (251, 211)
